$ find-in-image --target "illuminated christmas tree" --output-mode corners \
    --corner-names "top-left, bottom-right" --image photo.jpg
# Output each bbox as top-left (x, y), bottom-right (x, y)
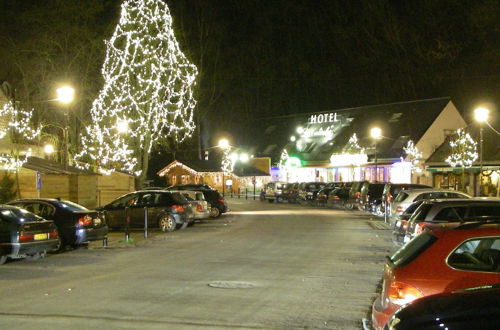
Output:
top-left (75, 0), bottom-right (198, 185)
top-left (445, 129), bottom-right (478, 169)
top-left (343, 133), bottom-right (365, 154)
top-left (403, 140), bottom-right (423, 173)
top-left (221, 147), bottom-right (234, 174)
top-left (0, 101), bottom-right (40, 170)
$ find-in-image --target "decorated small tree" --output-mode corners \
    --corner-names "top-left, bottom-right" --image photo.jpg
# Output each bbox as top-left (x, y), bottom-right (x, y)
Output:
top-left (445, 128), bottom-right (478, 191)
top-left (403, 140), bottom-right (423, 173)
top-left (75, 0), bottom-right (198, 187)
top-left (343, 133), bottom-right (365, 155)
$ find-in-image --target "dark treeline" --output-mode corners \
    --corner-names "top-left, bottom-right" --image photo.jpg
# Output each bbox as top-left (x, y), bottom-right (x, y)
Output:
top-left (0, 0), bottom-right (498, 155)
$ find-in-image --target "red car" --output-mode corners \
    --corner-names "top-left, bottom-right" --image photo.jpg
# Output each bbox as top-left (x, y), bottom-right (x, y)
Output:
top-left (371, 222), bottom-right (500, 330)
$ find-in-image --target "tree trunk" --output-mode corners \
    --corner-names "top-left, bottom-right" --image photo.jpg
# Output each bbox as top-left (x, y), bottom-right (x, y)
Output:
top-left (136, 133), bottom-right (152, 190)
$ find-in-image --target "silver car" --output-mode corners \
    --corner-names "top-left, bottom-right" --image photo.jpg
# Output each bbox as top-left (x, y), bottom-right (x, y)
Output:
top-left (171, 190), bottom-right (210, 221)
top-left (391, 189), bottom-right (471, 223)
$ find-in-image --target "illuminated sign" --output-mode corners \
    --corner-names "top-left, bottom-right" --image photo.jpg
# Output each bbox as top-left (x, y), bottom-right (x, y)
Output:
top-left (308, 113), bottom-right (339, 124)
top-left (286, 157), bottom-right (302, 168)
top-left (330, 153), bottom-right (368, 166)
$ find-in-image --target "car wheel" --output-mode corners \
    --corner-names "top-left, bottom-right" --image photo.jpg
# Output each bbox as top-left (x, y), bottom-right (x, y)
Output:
top-left (158, 215), bottom-right (176, 232)
top-left (0, 255), bottom-right (7, 265)
top-left (51, 236), bottom-right (65, 253)
top-left (276, 197), bottom-right (283, 203)
top-left (210, 207), bottom-right (221, 218)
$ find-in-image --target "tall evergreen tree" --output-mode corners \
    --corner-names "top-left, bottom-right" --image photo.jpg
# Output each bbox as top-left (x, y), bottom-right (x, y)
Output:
top-left (75, 0), bottom-right (198, 187)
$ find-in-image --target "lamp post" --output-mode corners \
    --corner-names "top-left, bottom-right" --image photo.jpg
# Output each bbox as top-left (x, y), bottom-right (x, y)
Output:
top-left (474, 107), bottom-right (489, 196)
top-left (370, 127), bottom-right (382, 182)
top-left (218, 138), bottom-right (230, 196)
top-left (56, 86), bottom-right (75, 170)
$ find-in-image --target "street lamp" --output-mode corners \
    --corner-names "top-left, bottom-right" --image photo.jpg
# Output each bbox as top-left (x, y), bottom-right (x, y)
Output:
top-left (218, 138), bottom-right (229, 149)
top-left (370, 127), bottom-right (382, 182)
top-left (474, 107), bottom-right (489, 196)
top-left (55, 86), bottom-right (75, 170)
top-left (44, 144), bottom-right (55, 155)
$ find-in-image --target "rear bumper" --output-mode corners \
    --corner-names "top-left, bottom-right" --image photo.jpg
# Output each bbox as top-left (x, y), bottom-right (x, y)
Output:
top-left (7, 240), bottom-right (59, 257)
top-left (193, 210), bottom-right (210, 220)
top-left (75, 226), bottom-right (108, 244)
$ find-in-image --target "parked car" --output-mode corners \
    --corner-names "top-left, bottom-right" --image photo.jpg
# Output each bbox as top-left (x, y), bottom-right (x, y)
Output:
top-left (345, 181), bottom-right (367, 209)
top-left (385, 284), bottom-right (500, 330)
top-left (264, 181), bottom-right (287, 203)
top-left (170, 190), bottom-right (210, 223)
top-left (404, 198), bottom-right (500, 243)
top-left (298, 182), bottom-right (327, 202)
top-left (8, 198), bottom-right (108, 251)
top-left (358, 182), bottom-right (385, 213)
top-left (327, 187), bottom-right (350, 208)
top-left (316, 187), bottom-right (337, 206)
top-left (282, 182), bottom-right (300, 203)
top-left (392, 200), bottom-right (424, 247)
top-left (0, 205), bottom-right (59, 265)
top-left (167, 185), bottom-right (228, 218)
top-left (391, 188), bottom-right (471, 220)
top-left (100, 190), bottom-right (193, 231)
top-left (371, 222), bottom-right (500, 329)
top-left (382, 183), bottom-right (431, 215)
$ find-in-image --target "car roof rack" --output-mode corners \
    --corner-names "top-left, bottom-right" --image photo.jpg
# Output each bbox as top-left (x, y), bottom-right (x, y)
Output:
top-left (455, 218), bottom-right (500, 230)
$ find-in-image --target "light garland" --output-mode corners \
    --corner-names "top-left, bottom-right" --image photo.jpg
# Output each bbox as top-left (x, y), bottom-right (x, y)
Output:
top-left (75, 0), bottom-right (198, 176)
top-left (445, 128), bottom-right (478, 168)
top-left (0, 101), bottom-right (40, 171)
top-left (279, 149), bottom-right (289, 169)
top-left (403, 140), bottom-right (423, 173)
top-left (343, 133), bottom-right (365, 154)
top-left (221, 147), bottom-right (234, 175)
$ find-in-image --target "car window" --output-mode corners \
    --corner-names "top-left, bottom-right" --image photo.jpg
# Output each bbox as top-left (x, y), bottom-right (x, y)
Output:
top-left (110, 194), bottom-right (137, 208)
top-left (138, 193), bottom-right (162, 207)
top-left (25, 203), bottom-right (56, 218)
top-left (390, 232), bottom-right (438, 267)
top-left (409, 203), bottom-right (433, 223)
top-left (434, 207), bottom-right (467, 222)
top-left (446, 192), bottom-right (467, 198)
top-left (395, 192), bottom-right (409, 202)
top-left (428, 192), bottom-right (447, 199)
top-left (182, 194), bottom-right (194, 201)
top-left (0, 208), bottom-right (43, 223)
top-left (404, 201), bottom-right (424, 214)
top-left (58, 200), bottom-right (88, 211)
top-left (171, 192), bottom-right (189, 204)
top-left (195, 192), bottom-right (205, 201)
top-left (448, 237), bottom-right (500, 272)
top-left (468, 205), bottom-right (500, 217)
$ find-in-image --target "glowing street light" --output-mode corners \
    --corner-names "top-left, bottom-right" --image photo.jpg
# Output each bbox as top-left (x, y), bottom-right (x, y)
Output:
top-left (239, 153), bottom-right (249, 163)
top-left (296, 126), bottom-right (304, 134)
top-left (56, 86), bottom-right (75, 104)
top-left (474, 107), bottom-right (489, 123)
top-left (218, 138), bottom-right (230, 149)
top-left (290, 135), bottom-right (296, 142)
top-left (44, 144), bottom-right (55, 155)
top-left (117, 119), bottom-right (129, 134)
top-left (474, 107), bottom-right (490, 196)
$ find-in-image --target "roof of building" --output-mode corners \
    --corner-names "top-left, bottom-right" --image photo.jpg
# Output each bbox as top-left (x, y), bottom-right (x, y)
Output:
top-left (157, 159), bottom-right (270, 177)
top-left (251, 97), bottom-right (453, 163)
top-left (427, 123), bottom-right (500, 166)
top-left (23, 156), bottom-right (99, 175)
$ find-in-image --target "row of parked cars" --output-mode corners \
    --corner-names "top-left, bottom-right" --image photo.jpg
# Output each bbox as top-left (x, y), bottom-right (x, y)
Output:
top-left (263, 180), bottom-right (500, 329)
top-left (0, 184), bottom-right (228, 265)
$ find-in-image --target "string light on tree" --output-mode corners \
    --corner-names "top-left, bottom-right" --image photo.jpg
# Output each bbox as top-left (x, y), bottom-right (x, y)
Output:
top-left (74, 0), bottom-right (198, 185)
top-left (0, 102), bottom-right (40, 170)
top-left (403, 140), bottom-right (423, 173)
top-left (445, 128), bottom-right (478, 168)
top-left (279, 149), bottom-right (289, 169)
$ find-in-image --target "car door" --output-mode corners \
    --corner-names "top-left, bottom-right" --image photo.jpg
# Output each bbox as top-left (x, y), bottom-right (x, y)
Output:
top-left (104, 193), bottom-right (138, 228)
top-left (134, 192), bottom-right (162, 227)
top-left (0, 216), bottom-right (13, 257)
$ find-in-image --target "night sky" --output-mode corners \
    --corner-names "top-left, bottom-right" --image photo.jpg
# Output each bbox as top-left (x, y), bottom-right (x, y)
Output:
top-left (0, 0), bottom-right (498, 168)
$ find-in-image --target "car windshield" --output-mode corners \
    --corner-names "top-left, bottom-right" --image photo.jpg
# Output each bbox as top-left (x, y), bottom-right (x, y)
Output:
top-left (276, 184), bottom-right (286, 189)
top-left (390, 232), bottom-right (438, 267)
top-left (0, 208), bottom-right (43, 223)
top-left (409, 203), bottom-right (433, 223)
top-left (58, 200), bottom-right (88, 211)
top-left (394, 192), bottom-right (409, 202)
top-left (368, 184), bottom-right (385, 197)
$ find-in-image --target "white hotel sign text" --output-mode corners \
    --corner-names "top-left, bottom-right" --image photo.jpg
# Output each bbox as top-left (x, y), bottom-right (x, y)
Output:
top-left (308, 112), bottom-right (339, 124)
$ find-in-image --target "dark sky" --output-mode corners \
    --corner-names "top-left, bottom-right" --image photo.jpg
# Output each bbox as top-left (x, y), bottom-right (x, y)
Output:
top-left (0, 0), bottom-right (499, 155)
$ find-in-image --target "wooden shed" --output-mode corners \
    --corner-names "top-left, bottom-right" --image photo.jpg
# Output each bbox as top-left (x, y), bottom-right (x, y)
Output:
top-left (3, 157), bottom-right (135, 208)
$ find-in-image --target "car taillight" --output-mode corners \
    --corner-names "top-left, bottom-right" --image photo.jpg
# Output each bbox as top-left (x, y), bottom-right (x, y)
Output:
top-left (218, 198), bottom-right (225, 203)
top-left (19, 233), bottom-right (34, 243)
top-left (366, 194), bottom-right (370, 201)
top-left (415, 223), bottom-right (424, 235)
top-left (77, 215), bottom-right (93, 226)
top-left (387, 193), bottom-right (392, 204)
top-left (333, 195), bottom-right (340, 200)
top-left (402, 220), bottom-right (409, 231)
top-left (355, 192), bottom-right (361, 198)
top-left (49, 231), bottom-right (58, 239)
top-left (196, 204), bottom-right (203, 211)
top-left (172, 205), bottom-right (185, 213)
top-left (388, 281), bottom-right (423, 305)
top-left (396, 206), bottom-right (404, 213)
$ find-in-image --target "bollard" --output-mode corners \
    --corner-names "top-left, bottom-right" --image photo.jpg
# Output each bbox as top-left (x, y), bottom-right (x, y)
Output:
top-left (102, 237), bottom-right (108, 248)
top-left (238, 188), bottom-right (241, 199)
top-left (125, 207), bottom-right (130, 242)
top-left (144, 206), bottom-right (148, 239)
top-left (245, 188), bottom-right (248, 200)
top-left (231, 189), bottom-right (233, 198)
top-left (384, 203), bottom-right (388, 224)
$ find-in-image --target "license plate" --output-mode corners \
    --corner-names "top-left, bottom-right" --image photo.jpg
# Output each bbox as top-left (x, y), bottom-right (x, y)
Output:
top-left (34, 233), bottom-right (48, 241)
top-left (94, 218), bottom-right (101, 226)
